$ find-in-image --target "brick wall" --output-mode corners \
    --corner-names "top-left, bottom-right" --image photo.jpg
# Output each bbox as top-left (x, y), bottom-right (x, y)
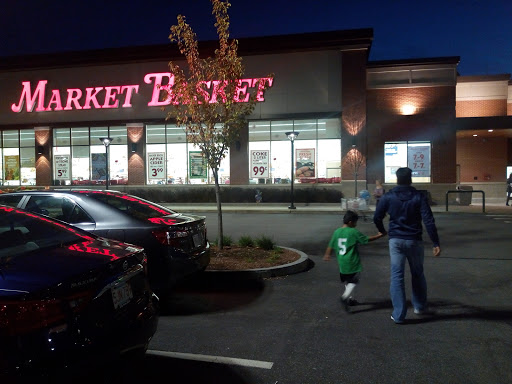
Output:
top-left (367, 86), bottom-right (457, 184)
top-left (341, 50), bottom-right (367, 180)
top-left (456, 136), bottom-right (507, 182)
top-left (456, 99), bottom-right (507, 117)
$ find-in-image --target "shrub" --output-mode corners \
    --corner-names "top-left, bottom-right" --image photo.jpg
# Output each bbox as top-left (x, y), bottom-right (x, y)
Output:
top-left (213, 235), bottom-right (233, 247)
top-left (238, 235), bottom-right (254, 247)
top-left (255, 235), bottom-right (275, 250)
top-left (268, 246), bottom-right (283, 262)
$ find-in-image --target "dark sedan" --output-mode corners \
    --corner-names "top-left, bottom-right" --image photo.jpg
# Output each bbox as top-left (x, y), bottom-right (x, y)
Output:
top-left (0, 189), bottom-right (210, 295)
top-left (0, 204), bottom-right (159, 379)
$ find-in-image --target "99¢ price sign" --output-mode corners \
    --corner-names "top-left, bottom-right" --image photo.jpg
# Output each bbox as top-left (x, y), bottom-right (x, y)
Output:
top-left (250, 150), bottom-right (269, 178)
top-left (148, 152), bottom-right (165, 179)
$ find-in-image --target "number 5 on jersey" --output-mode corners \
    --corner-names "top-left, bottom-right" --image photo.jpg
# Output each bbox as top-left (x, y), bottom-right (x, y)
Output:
top-left (338, 238), bottom-right (347, 255)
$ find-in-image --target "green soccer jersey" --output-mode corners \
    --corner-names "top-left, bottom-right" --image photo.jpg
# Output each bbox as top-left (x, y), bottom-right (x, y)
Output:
top-left (328, 226), bottom-right (369, 274)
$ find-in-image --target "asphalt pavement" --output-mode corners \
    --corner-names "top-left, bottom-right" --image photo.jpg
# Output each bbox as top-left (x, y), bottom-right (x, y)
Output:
top-left (139, 199), bottom-right (512, 383)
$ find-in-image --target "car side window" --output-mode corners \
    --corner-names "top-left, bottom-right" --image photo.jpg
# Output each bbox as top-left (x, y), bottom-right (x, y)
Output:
top-left (0, 194), bottom-right (24, 208)
top-left (25, 196), bottom-right (94, 224)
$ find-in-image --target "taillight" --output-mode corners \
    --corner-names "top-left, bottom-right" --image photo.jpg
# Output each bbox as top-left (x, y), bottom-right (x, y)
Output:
top-left (152, 229), bottom-right (190, 247)
top-left (0, 299), bottom-right (66, 336)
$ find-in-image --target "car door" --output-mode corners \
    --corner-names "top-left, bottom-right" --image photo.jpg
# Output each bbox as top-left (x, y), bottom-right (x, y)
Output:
top-left (22, 194), bottom-right (96, 232)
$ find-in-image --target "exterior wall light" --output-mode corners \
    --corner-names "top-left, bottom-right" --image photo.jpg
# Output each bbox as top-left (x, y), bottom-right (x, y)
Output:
top-left (400, 104), bottom-right (417, 115)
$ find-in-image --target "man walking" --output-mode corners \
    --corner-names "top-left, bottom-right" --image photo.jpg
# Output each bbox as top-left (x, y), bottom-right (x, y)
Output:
top-left (373, 167), bottom-right (441, 324)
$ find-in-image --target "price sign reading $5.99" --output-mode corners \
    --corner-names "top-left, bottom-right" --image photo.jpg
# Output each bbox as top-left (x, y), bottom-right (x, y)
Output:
top-left (250, 150), bottom-right (269, 178)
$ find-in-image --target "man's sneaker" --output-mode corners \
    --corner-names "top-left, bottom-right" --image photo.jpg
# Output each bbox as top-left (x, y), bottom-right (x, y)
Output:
top-left (390, 315), bottom-right (404, 324)
top-left (414, 308), bottom-right (436, 316)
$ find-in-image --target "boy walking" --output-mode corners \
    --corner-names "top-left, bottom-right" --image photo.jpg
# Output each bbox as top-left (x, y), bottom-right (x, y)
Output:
top-left (323, 210), bottom-right (384, 312)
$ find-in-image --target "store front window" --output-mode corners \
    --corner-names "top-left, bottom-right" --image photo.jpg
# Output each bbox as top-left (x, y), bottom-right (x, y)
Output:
top-left (1, 129), bottom-right (36, 186)
top-left (384, 141), bottom-right (431, 183)
top-left (146, 124), bottom-right (230, 185)
top-left (52, 127), bottom-right (128, 186)
top-left (248, 118), bottom-right (341, 184)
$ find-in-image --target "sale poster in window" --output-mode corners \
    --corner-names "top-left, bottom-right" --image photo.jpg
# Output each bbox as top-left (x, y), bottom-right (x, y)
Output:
top-left (295, 148), bottom-right (315, 178)
top-left (189, 151), bottom-right (208, 179)
top-left (148, 152), bottom-right (166, 180)
top-left (55, 155), bottom-right (70, 180)
top-left (4, 155), bottom-right (20, 180)
top-left (407, 145), bottom-right (430, 177)
top-left (250, 150), bottom-right (269, 178)
top-left (91, 153), bottom-right (107, 181)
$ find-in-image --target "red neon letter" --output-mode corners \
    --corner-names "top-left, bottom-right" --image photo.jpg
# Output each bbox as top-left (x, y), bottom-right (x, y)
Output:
top-left (253, 77), bottom-right (274, 102)
top-left (145, 72), bottom-right (174, 106)
top-left (196, 81), bottom-right (211, 104)
top-left (121, 85), bottom-right (139, 107)
top-left (45, 89), bottom-right (64, 111)
top-left (83, 87), bottom-right (104, 109)
top-left (64, 89), bottom-right (83, 110)
top-left (209, 80), bottom-right (227, 103)
top-left (102, 86), bottom-right (121, 108)
top-left (11, 80), bottom-right (47, 112)
top-left (234, 79), bottom-right (251, 102)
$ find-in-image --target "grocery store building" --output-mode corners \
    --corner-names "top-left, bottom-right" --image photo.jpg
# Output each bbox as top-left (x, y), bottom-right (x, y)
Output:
top-left (0, 28), bottom-right (511, 203)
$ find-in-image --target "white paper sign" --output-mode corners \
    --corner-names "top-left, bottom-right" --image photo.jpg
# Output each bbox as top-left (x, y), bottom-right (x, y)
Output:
top-left (250, 150), bottom-right (269, 178)
top-left (148, 152), bottom-right (166, 179)
top-left (55, 155), bottom-right (70, 180)
top-left (408, 146), bottom-right (430, 177)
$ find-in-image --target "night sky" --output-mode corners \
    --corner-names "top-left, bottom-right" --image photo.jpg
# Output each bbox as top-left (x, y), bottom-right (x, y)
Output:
top-left (1, 0), bottom-right (511, 76)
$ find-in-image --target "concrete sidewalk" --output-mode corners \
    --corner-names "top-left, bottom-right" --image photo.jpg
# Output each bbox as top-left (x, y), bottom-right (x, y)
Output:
top-left (163, 197), bottom-right (511, 215)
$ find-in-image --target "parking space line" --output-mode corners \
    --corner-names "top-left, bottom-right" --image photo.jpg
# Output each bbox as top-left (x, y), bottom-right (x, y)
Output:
top-left (146, 350), bottom-right (274, 369)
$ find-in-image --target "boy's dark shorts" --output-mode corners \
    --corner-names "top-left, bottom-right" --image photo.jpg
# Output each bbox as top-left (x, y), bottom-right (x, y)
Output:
top-left (339, 272), bottom-right (360, 284)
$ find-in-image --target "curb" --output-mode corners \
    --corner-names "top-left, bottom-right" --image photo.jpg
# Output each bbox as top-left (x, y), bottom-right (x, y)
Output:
top-left (205, 246), bottom-right (310, 279)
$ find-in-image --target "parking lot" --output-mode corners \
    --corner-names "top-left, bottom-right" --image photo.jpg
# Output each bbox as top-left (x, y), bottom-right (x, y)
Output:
top-left (41, 207), bottom-right (512, 384)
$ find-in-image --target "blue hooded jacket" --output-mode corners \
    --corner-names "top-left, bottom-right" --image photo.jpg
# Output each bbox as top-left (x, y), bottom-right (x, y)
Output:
top-left (373, 185), bottom-right (440, 247)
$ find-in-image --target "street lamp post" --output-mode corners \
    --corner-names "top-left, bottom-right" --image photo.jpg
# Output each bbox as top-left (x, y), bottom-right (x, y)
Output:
top-left (285, 131), bottom-right (299, 209)
top-left (99, 137), bottom-right (113, 190)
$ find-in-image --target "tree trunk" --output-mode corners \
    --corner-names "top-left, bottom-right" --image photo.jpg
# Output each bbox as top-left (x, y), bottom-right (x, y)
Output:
top-left (213, 167), bottom-right (224, 249)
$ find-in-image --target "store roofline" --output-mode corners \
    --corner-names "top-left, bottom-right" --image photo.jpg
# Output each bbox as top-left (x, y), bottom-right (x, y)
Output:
top-left (0, 28), bottom-right (373, 71)
top-left (367, 56), bottom-right (460, 69)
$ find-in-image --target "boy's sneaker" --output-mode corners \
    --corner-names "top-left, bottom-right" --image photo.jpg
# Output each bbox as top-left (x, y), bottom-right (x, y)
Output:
top-left (390, 315), bottom-right (404, 324)
top-left (347, 297), bottom-right (359, 306)
top-left (340, 297), bottom-right (350, 313)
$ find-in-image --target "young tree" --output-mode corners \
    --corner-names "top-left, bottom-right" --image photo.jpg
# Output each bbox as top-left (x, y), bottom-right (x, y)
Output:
top-left (165, 0), bottom-right (272, 249)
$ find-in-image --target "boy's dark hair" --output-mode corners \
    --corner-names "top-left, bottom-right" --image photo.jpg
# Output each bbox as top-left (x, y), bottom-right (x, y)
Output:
top-left (343, 210), bottom-right (359, 224)
top-left (396, 167), bottom-right (412, 185)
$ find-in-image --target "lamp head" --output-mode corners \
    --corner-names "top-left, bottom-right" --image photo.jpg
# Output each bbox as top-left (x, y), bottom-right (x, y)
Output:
top-left (100, 137), bottom-right (113, 147)
top-left (285, 131), bottom-right (299, 141)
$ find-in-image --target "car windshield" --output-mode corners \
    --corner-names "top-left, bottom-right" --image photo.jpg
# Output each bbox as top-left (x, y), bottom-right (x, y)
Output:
top-left (0, 206), bottom-right (95, 261)
top-left (81, 191), bottom-right (176, 220)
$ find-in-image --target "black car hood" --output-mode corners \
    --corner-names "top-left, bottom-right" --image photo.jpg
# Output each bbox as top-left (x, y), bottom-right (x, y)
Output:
top-left (0, 238), bottom-right (142, 295)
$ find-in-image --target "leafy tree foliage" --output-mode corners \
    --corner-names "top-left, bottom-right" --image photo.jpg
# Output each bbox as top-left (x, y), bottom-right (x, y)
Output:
top-left (166, 0), bottom-right (272, 248)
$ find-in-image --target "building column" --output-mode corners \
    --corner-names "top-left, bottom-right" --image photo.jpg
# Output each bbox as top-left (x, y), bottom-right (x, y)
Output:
top-left (127, 123), bottom-right (145, 185)
top-left (35, 126), bottom-right (52, 187)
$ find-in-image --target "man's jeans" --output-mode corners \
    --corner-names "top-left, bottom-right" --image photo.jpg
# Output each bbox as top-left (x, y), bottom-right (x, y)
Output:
top-left (389, 238), bottom-right (427, 322)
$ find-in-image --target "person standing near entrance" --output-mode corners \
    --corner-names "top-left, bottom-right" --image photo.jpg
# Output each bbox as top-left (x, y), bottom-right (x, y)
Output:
top-left (373, 179), bottom-right (385, 207)
top-left (506, 173), bottom-right (512, 206)
top-left (373, 167), bottom-right (441, 324)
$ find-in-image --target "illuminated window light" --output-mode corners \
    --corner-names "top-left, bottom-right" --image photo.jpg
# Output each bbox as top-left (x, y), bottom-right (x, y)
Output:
top-left (488, 129), bottom-right (493, 132)
top-left (473, 134), bottom-right (478, 137)
top-left (400, 104), bottom-right (417, 115)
